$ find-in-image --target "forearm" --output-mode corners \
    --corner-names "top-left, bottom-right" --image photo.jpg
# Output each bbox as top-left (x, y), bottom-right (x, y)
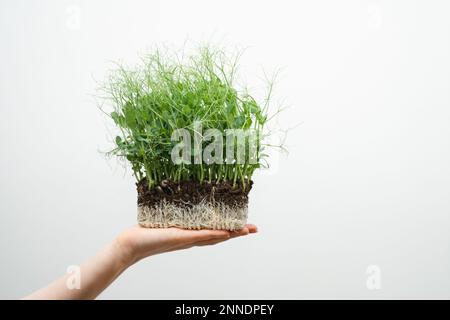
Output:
top-left (23, 239), bottom-right (132, 300)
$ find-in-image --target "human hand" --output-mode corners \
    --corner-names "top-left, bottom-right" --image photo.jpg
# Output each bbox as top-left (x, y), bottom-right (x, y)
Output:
top-left (115, 224), bottom-right (258, 266)
top-left (24, 224), bottom-right (257, 300)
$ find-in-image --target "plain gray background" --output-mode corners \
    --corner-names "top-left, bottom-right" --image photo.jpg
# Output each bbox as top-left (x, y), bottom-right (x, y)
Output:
top-left (1, 0), bottom-right (450, 299)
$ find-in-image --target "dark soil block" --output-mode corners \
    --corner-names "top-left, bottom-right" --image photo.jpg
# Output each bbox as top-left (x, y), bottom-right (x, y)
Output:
top-left (136, 179), bottom-right (253, 231)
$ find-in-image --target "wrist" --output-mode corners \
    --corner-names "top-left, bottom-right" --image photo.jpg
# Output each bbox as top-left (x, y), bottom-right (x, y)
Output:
top-left (112, 235), bottom-right (138, 270)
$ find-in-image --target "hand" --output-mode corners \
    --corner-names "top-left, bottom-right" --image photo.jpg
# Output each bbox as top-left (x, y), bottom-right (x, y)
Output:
top-left (24, 224), bottom-right (257, 300)
top-left (115, 224), bottom-right (258, 266)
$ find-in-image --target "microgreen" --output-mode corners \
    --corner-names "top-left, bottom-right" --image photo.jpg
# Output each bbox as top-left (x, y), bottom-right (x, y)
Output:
top-left (101, 45), bottom-right (274, 189)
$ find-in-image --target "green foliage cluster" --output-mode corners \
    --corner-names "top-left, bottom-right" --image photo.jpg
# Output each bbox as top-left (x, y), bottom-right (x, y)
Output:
top-left (102, 46), bottom-right (272, 189)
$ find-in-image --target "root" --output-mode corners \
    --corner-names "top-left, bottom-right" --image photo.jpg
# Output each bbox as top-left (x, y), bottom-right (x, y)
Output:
top-left (137, 201), bottom-right (248, 231)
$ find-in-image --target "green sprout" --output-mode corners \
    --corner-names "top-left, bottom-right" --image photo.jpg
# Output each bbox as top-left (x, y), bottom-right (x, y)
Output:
top-left (101, 45), bottom-right (275, 190)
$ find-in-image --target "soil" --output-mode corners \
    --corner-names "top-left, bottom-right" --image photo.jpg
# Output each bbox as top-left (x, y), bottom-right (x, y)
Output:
top-left (137, 179), bottom-right (252, 208)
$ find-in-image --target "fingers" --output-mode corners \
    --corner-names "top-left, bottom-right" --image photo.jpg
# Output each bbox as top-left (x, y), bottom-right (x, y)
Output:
top-left (169, 228), bottom-right (230, 247)
top-left (189, 225), bottom-right (258, 248)
top-left (160, 224), bottom-right (259, 252)
top-left (225, 224), bottom-right (257, 238)
top-left (230, 227), bottom-right (249, 238)
top-left (186, 229), bottom-right (231, 241)
top-left (245, 224), bottom-right (258, 234)
top-left (179, 224), bottom-right (258, 242)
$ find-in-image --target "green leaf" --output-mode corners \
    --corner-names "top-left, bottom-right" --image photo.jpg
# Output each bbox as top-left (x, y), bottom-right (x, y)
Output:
top-left (249, 102), bottom-right (260, 114)
top-left (256, 113), bottom-right (267, 125)
top-left (233, 115), bottom-right (245, 128)
top-left (124, 108), bottom-right (137, 129)
top-left (182, 105), bottom-right (191, 114)
top-left (244, 117), bottom-right (252, 129)
top-left (226, 102), bottom-right (236, 115)
top-left (111, 111), bottom-right (123, 126)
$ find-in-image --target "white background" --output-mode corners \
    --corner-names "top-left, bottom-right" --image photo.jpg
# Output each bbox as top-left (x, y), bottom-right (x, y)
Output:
top-left (1, 0), bottom-right (450, 299)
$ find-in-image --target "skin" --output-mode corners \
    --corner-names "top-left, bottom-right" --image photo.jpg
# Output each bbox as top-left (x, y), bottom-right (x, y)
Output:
top-left (23, 224), bottom-right (257, 300)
